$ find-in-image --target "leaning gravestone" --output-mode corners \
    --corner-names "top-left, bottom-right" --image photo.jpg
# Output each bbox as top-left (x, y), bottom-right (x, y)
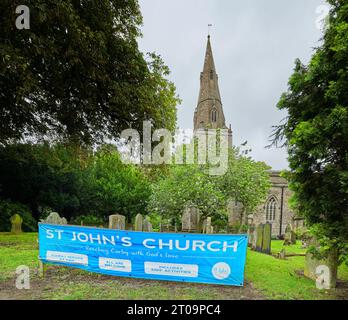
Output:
top-left (40, 212), bottom-right (67, 225)
top-left (261, 222), bottom-right (272, 254)
top-left (304, 238), bottom-right (338, 289)
top-left (10, 214), bottom-right (23, 234)
top-left (181, 205), bottom-right (201, 233)
top-left (134, 214), bottom-right (143, 231)
top-left (284, 223), bottom-right (296, 245)
top-left (255, 224), bottom-right (264, 252)
top-left (143, 217), bottom-right (153, 232)
top-left (109, 214), bottom-right (126, 230)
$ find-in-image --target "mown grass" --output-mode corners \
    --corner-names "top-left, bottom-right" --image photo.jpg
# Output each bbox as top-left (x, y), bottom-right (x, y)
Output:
top-left (0, 233), bottom-right (347, 300)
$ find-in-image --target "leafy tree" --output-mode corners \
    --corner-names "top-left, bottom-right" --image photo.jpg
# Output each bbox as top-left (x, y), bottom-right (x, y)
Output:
top-left (87, 145), bottom-right (151, 221)
top-left (0, 143), bottom-right (91, 220)
top-left (148, 148), bottom-right (271, 227)
top-left (218, 148), bottom-right (271, 222)
top-left (0, 0), bottom-right (179, 145)
top-left (0, 143), bottom-right (151, 223)
top-left (147, 164), bottom-right (226, 224)
top-left (271, 0), bottom-right (348, 262)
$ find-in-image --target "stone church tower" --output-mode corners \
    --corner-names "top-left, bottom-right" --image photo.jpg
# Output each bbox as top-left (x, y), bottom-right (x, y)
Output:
top-left (194, 35), bottom-right (233, 147)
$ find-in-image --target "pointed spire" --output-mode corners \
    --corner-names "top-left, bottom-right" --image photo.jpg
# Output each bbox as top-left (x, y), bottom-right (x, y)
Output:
top-left (193, 34), bottom-right (233, 147)
top-left (203, 35), bottom-right (216, 73)
top-left (197, 35), bottom-right (222, 106)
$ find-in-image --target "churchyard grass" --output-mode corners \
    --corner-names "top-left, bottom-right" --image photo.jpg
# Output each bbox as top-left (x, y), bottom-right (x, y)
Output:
top-left (271, 240), bottom-right (306, 255)
top-left (0, 233), bottom-right (347, 300)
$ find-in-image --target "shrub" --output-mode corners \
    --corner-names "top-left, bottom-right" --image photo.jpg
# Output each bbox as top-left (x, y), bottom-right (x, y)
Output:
top-left (0, 199), bottom-right (36, 232)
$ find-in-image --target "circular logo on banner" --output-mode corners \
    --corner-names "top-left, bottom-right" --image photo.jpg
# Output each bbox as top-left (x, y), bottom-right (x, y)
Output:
top-left (212, 262), bottom-right (231, 280)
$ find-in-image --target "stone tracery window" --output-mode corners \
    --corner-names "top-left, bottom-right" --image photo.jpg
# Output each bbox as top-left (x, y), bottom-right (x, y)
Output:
top-left (265, 196), bottom-right (277, 221)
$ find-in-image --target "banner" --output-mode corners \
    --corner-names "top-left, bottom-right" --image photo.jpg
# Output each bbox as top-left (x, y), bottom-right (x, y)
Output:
top-left (38, 223), bottom-right (248, 286)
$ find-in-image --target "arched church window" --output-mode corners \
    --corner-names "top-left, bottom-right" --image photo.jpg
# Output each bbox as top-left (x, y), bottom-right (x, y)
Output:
top-left (211, 109), bottom-right (217, 122)
top-left (210, 70), bottom-right (214, 80)
top-left (265, 196), bottom-right (277, 221)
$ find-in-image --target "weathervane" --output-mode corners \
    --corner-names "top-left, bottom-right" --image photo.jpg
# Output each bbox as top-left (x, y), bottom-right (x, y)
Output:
top-left (208, 24), bottom-right (213, 37)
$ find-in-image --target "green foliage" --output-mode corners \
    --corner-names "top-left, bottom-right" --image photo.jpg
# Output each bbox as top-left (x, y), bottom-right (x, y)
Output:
top-left (0, 143), bottom-right (151, 224)
top-left (272, 1), bottom-right (348, 256)
top-left (218, 148), bottom-right (271, 215)
top-left (87, 145), bottom-right (151, 221)
top-left (0, 199), bottom-right (36, 232)
top-left (0, 0), bottom-right (179, 145)
top-left (148, 148), bottom-right (271, 223)
top-left (148, 165), bottom-right (226, 221)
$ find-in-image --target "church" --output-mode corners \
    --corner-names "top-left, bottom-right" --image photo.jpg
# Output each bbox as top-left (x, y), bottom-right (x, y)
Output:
top-left (193, 35), bottom-right (302, 237)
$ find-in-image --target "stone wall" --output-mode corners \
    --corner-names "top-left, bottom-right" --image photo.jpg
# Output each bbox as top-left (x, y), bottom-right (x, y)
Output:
top-left (241, 171), bottom-right (303, 238)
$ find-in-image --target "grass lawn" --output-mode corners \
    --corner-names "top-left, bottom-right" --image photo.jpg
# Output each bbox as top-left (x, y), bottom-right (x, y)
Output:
top-left (0, 233), bottom-right (347, 300)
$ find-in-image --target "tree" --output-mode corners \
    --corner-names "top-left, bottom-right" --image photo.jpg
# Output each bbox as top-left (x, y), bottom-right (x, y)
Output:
top-left (0, 0), bottom-right (179, 145)
top-left (147, 147), bottom-right (271, 228)
top-left (147, 164), bottom-right (226, 225)
top-left (0, 143), bottom-right (151, 223)
top-left (88, 145), bottom-right (151, 221)
top-left (218, 148), bottom-right (271, 223)
top-left (271, 0), bottom-right (348, 263)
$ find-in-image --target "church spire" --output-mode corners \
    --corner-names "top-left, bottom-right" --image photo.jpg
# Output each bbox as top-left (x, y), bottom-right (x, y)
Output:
top-left (193, 35), bottom-right (233, 147)
top-left (194, 35), bottom-right (225, 129)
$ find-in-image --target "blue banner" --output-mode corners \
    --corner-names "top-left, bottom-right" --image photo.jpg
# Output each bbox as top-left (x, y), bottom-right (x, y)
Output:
top-left (39, 223), bottom-right (248, 286)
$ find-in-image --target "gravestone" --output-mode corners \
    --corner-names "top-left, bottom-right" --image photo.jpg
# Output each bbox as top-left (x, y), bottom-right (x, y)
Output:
top-left (181, 205), bottom-right (200, 233)
top-left (134, 214), bottom-right (143, 231)
top-left (255, 224), bottom-right (264, 252)
top-left (202, 217), bottom-right (213, 234)
top-left (252, 227), bottom-right (258, 249)
top-left (284, 224), bottom-right (296, 245)
top-left (278, 249), bottom-right (286, 260)
top-left (247, 224), bottom-right (255, 247)
top-left (304, 239), bottom-right (338, 289)
top-left (41, 212), bottom-right (67, 225)
top-left (10, 214), bottom-right (23, 234)
top-left (143, 217), bottom-right (153, 232)
top-left (261, 222), bottom-right (272, 254)
top-left (109, 214), bottom-right (126, 230)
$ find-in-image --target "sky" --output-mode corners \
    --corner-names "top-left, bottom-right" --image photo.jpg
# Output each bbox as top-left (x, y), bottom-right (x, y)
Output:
top-left (138, 0), bottom-right (327, 170)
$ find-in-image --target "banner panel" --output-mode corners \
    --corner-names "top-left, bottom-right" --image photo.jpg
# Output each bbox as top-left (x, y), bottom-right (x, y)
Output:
top-left (39, 223), bottom-right (248, 286)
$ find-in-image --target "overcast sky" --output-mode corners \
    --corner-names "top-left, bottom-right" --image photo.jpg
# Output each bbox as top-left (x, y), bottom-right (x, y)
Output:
top-left (138, 0), bottom-right (327, 170)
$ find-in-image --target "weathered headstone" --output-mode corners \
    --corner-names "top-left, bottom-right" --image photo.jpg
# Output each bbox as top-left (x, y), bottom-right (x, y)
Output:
top-left (304, 239), bottom-right (338, 289)
top-left (261, 222), bottom-right (272, 254)
top-left (202, 217), bottom-right (214, 234)
top-left (143, 217), bottom-right (153, 232)
top-left (181, 205), bottom-right (200, 233)
top-left (108, 214), bottom-right (126, 230)
top-left (247, 224), bottom-right (255, 247)
top-left (40, 212), bottom-right (67, 225)
top-left (252, 227), bottom-right (258, 249)
top-left (278, 249), bottom-right (286, 260)
top-left (134, 214), bottom-right (143, 231)
top-left (255, 224), bottom-right (264, 252)
top-left (10, 214), bottom-right (23, 234)
top-left (284, 223), bottom-right (296, 245)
